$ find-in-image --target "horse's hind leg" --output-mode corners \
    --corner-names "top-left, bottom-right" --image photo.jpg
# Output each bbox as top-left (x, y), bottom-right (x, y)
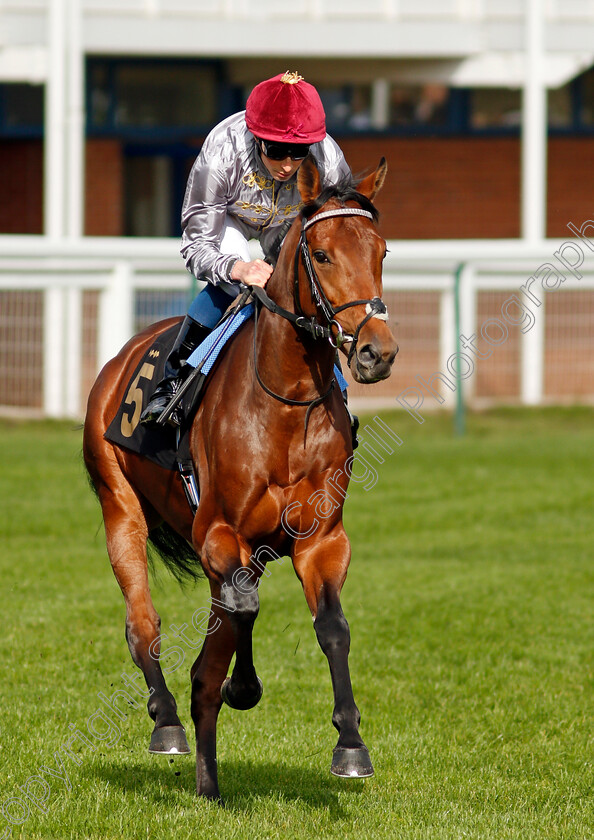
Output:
top-left (293, 528), bottom-right (374, 779)
top-left (96, 478), bottom-right (190, 755)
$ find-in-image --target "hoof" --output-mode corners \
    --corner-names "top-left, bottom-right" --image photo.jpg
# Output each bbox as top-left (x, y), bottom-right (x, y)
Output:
top-left (148, 725), bottom-right (191, 755)
top-left (220, 676), bottom-right (263, 710)
top-left (331, 746), bottom-right (374, 778)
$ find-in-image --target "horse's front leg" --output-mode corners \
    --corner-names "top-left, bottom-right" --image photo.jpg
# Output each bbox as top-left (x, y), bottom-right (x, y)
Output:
top-left (190, 521), bottom-right (263, 799)
top-left (189, 584), bottom-right (235, 802)
top-left (199, 521), bottom-right (263, 709)
top-left (292, 526), bottom-right (374, 778)
top-left (218, 574), bottom-right (264, 710)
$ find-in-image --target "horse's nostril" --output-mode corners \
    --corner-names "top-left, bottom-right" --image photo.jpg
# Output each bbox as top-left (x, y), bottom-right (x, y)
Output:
top-left (358, 343), bottom-right (381, 369)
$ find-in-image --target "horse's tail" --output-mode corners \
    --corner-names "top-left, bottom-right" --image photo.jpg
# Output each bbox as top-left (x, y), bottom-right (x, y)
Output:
top-left (147, 522), bottom-right (204, 583)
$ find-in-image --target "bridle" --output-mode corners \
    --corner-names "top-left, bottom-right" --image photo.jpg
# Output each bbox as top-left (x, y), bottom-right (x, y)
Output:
top-left (252, 205), bottom-right (389, 415)
top-left (296, 208), bottom-right (388, 365)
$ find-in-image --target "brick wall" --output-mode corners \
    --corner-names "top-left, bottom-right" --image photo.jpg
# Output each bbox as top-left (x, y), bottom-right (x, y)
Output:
top-left (84, 139), bottom-right (124, 236)
top-left (339, 135), bottom-right (594, 240)
top-left (0, 140), bottom-right (44, 234)
top-left (0, 138), bottom-right (123, 235)
top-left (0, 135), bottom-right (592, 238)
top-left (547, 138), bottom-right (594, 238)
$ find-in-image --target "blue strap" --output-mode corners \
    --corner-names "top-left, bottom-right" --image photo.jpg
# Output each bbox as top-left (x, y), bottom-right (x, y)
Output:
top-left (186, 303), bottom-right (255, 372)
top-left (334, 364), bottom-right (348, 393)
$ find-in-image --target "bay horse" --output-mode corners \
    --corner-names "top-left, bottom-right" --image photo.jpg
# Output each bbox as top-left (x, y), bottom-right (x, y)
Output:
top-left (83, 157), bottom-right (398, 802)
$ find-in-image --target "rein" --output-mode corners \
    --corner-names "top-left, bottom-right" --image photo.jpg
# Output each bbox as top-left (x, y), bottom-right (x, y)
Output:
top-left (252, 204), bottom-right (389, 415)
top-left (252, 303), bottom-right (336, 430)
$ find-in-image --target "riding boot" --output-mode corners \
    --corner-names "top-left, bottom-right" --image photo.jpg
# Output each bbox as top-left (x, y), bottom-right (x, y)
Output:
top-left (140, 315), bottom-right (209, 427)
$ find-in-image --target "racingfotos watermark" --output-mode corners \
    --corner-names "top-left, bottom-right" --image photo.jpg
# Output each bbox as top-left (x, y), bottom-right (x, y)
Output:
top-left (2, 219), bottom-right (592, 836)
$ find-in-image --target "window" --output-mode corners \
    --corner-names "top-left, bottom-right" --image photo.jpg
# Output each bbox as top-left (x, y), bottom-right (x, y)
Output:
top-left (548, 85), bottom-right (572, 128)
top-left (115, 64), bottom-right (216, 128)
top-left (468, 84), bottom-right (574, 131)
top-left (89, 63), bottom-right (111, 129)
top-left (88, 60), bottom-right (220, 133)
top-left (318, 82), bottom-right (451, 132)
top-left (0, 84), bottom-right (44, 134)
top-left (388, 84), bottom-right (450, 128)
top-left (319, 84), bottom-right (376, 131)
top-left (124, 155), bottom-right (174, 237)
top-left (580, 66), bottom-right (594, 125)
top-left (469, 89), bottom-right (522, 129)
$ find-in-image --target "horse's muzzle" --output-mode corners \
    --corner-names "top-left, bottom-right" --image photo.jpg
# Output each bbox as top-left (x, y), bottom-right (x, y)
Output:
top-left (350, 339), bottom-right (398, 384)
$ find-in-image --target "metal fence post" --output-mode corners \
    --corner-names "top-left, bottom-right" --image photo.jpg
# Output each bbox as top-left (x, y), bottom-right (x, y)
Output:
top-left (454, 262), bottom-right (466, 436)
top-left (65, 285), bottom-right (82, 417)
top-left (521, 284), bottom-right (545, 404)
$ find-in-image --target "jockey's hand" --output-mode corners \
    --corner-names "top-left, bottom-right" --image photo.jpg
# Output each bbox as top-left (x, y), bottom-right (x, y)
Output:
top-left (230, 259), bottom-right (273, 288)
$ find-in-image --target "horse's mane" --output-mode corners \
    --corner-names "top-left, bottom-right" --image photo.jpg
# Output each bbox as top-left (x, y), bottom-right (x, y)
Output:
top-left (300, 177), bottom-right (380, 223)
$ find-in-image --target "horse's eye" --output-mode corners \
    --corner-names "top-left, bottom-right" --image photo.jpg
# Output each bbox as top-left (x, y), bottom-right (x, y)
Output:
top-left (313, 250), bottom-right (329, 264)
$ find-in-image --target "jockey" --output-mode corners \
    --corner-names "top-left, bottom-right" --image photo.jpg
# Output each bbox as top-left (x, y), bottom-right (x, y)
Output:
top-left (140, 71), bottom-right (355, 434)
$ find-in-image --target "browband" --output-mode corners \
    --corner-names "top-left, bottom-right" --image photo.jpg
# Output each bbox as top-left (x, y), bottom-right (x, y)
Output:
top-left (302, 208), bottom-right (374, 230)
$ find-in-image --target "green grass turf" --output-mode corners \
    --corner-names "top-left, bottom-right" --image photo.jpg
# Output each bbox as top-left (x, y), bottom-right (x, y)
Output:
top-left (0, 407), bottom-right (592, 839)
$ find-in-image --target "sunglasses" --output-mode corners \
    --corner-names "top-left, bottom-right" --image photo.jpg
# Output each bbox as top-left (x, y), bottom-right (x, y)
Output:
top-left (259, 138), bottom-right (310, 161)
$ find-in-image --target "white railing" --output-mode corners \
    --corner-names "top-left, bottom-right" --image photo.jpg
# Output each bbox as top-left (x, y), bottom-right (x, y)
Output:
top-left (0, 237), bottom-right (186, 417)
top-left (1, 234), bottom-right (593, 418)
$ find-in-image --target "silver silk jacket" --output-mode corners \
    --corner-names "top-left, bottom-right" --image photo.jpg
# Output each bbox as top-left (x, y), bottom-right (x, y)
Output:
top-left (180, 111), bottom-right (352, 286)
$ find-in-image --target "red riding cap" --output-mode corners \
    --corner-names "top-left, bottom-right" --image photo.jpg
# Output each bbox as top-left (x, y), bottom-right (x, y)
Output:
top-left (245, 71), bottom-right (326, 144)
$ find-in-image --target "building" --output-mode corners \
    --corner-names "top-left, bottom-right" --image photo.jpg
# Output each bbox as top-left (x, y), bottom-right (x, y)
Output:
top-left (1, 1), bottom-right (593, 415)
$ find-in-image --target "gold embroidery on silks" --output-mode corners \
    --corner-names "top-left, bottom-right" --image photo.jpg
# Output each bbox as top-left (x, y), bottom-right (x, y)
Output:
top-left (242, 172), bottom-right (274, 190)
top-left (236, 173), bottom-right (303, 229)
top-left (236, 201), bottom-right (268, 213)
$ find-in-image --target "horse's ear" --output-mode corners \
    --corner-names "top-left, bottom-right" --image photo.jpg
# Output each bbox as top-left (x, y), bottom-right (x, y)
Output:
top-left (356, 157), bottom-right (388, 201)
top-left (297, 157), bottom-right (322, 203)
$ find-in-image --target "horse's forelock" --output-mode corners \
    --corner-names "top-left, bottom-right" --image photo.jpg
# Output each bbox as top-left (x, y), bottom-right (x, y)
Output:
top-left (300, 179), bottom-right (379, 224)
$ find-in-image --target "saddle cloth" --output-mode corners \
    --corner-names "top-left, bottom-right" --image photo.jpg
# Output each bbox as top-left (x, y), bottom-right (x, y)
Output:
top-left (104, 303), bottom-right (253, 469)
